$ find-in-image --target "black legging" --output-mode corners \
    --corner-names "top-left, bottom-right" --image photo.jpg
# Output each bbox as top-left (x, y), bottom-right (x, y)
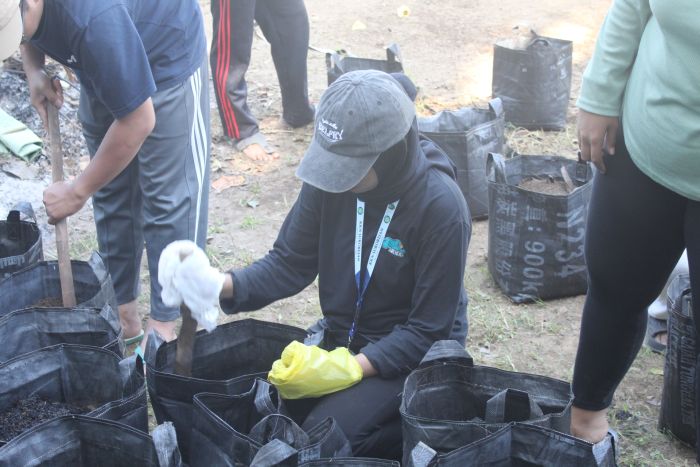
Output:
top-left (572, 126), bottom-right (699, 411)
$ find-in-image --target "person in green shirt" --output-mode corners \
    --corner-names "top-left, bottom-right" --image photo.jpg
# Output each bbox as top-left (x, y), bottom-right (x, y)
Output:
top-left (571, 0), bottom-right (699, 450)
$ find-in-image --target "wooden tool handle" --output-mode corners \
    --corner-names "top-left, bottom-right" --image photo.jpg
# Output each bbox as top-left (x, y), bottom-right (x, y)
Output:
top-left (47, 103), bottom-right (76, 308)
top-left (175, 304), bottom-right (197, 377)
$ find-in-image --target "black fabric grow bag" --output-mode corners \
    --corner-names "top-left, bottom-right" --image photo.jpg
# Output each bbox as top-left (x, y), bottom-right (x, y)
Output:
top-left (406, 422), bottom-right (616, 466)
top-left (190, 379), bottom-right (351, 466)
top-left (145, 318), bottom-right (306, 462)
top-left (400, 341), bottom-right (572, 465)
top-left (326, 44), bottom-right (403, 85)
top-left (0, 203), bottom-right (43, 278)
top-left (487, 153), bottom-right (593, 302)
top-left (0, 344), bottom-right (147, 446)
top-left (0, 251), bottom-right (117, 315)
top-left (492, 34), bottom-right (572, 130)
top-left (418, 99), bottom-right (505, 219)
top-left (0, 416), bottom-right (183, 467)
top-left (659, 273), bottom-right (695, 446)
top-left (0, 304), bottom-right (124, 363)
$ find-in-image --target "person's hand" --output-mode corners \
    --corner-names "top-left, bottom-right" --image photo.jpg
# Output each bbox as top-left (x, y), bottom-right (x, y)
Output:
top-left (268, 341), bottom-right (363, 399)
top-left (577, 109), bottom-right (618, 174)
top-left (26, 69), bottom-right (63, 129)
top-left (43, 181), bottom-right (87, 224)
top-left (158, 240), bottom-right (226, 332)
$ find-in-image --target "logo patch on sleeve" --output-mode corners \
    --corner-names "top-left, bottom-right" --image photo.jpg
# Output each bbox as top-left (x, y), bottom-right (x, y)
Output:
top-left (382, 237), bottom-right (406, 258)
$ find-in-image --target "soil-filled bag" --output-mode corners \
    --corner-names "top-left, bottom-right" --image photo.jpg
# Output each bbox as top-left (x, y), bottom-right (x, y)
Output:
top-left (0, 203), bottom-right (43, 278)
top-left (0, 251), bottom-right (117, 316)
top-left (418, 99), bottom-right (505, 219)
top-left (400, 340), bottom-right (572, 466)
top-left (326, 44), bottom-right (403, 85)
top-left (492, 34), bottom-right (572, 130)
top-left (0, 344), bottom-right (147, 446)
top-left (190, 379), bottom-right (351, 466)
top-left (659, 273), bottom-right (695, 446)
top-left (0, 416), bottom-right (182, 467)
top-left (0, 304), bottom-right (124, 363)
top-left (145, 318), bottom-right (306, 462)
top-left (300, 459), bottom-right (400, 466)
top-left (487, 153), bottom-right (593, 303)
top-left (406, 422), bottom-right (617, 467)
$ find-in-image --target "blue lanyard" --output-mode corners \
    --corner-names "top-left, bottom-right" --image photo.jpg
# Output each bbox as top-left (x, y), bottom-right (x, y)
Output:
top-left (347, 198), bottom-right (399, 347)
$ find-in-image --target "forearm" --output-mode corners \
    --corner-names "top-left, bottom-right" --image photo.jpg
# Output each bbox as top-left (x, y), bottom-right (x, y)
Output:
top-left (73, 99), bottom-right (155, 199)
top-left (20, 43), bottom-right (45, 75)
top-left (355, 353), bottom-right (378, 377)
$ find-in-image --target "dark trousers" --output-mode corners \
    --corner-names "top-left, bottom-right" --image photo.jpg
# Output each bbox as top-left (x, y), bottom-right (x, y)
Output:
top-left (285, 375), bottom-right (407, 461)
top-left (572, 127), bottom-right (699, 410)
top-left (210, 0), bottom-right (314, 141)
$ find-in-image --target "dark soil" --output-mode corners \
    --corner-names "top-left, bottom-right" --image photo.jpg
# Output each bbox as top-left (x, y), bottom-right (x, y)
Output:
top-left (31, 297), bottom-right (64, 307)
top-left (517, 177), bottom-right (570, 195)
top-left (0, 396), bottom-right (89, 442)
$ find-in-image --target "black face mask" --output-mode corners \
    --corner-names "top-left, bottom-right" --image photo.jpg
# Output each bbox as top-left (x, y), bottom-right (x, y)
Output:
top-left (372, 137), bottom-right (408, 185)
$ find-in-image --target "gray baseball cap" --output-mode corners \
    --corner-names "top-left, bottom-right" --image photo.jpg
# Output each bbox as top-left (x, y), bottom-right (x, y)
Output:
top-left (296, 70), bottom-right (416, 193)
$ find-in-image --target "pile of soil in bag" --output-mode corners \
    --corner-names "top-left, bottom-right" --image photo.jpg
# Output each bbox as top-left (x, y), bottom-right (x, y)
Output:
top-left (30, 297), bottom-right (64, 307)
top-left (517, 176), bottom-right (570, 195)
top-left (0, 396), bottom-right (89, 441)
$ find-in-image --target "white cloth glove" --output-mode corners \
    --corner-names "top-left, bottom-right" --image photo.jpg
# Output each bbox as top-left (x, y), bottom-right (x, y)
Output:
top-left (158, 240), bottom-right (226, 332)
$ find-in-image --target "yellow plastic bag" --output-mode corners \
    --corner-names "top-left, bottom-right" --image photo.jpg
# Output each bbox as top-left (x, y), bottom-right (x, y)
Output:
top-left (268, 341), bottom-right (363, 399)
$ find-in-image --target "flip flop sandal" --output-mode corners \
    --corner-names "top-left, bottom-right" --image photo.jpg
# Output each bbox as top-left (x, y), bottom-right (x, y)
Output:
top-left (123, 329), bottom-right (145, 346)
top-left (644, 316), bottom-right (667, 354)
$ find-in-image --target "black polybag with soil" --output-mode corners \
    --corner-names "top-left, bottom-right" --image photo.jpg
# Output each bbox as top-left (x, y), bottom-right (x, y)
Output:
top-left (659, 273), bottom-right (696, 447)
top-left (326, 44), bottom-right (403, 85)
top-left (190, 379), bottom-right (351, 466)
top-left (0, 416), bottom-right (182, 467)
top-left (400, 340), bottom-right (572, 466)
top-left (418, 99), bottom-right (505, 219)
top-left (0, 304), bottom-right (124, 363)
top-left (0, 251), bottom-right (117, 316)
top-left (406, 422), bottom-right (617, 467)
top-left (145, 318), bottom-right (306, 462)
top-left (492, 34), bottom-right (572, 130)
top-left (487, 153), bottom-right (593, 303)
top-left (0, 203), bottom-right (43, 278)
top-left (0, 344), bottom-right (147, 446)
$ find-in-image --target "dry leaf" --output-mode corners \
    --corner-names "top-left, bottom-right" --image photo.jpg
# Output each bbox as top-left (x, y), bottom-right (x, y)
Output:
top-left (351, 20), bottom-right (367, 31)
top-left (79, 155), bottom-right (90, 171)
top-left (212, 175), bottom-right (245, 192)
top-left (1, 160), bottom-right (38, 180)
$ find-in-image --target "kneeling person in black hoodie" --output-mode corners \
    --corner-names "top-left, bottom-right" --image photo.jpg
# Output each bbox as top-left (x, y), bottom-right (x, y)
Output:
top-left (161, 70), bottom-right (471, 460)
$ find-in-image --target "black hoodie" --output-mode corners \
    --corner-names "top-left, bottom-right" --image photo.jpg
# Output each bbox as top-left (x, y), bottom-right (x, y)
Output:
top-left (221, 124), bottom-right (471, 378)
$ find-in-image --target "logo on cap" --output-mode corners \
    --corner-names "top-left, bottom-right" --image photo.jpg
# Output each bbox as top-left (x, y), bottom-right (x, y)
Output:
top-left (317, 118), bottom-right (344, 143)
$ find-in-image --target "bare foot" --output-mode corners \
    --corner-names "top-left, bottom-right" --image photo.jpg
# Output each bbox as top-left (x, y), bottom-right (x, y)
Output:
top-left (242, 143), bottom-right (279, 162)
top-left (141, 317), bottom-right (178, 353)
top-left (571, 406), bottom-right (609, 443)
top-left (118, 301), bottom-right (143, 341)
top-left (655, 331), bottom-right (668, 346)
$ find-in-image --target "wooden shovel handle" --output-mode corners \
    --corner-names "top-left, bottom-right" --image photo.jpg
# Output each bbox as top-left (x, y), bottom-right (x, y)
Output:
top-left (175, 304), bottom-right (197, 377)
top-left (47, 103), bottom-right (76, 307)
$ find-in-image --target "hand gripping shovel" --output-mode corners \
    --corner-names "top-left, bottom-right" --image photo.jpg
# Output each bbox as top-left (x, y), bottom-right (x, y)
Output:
top-left (47, 103), bottom-right (76, 307)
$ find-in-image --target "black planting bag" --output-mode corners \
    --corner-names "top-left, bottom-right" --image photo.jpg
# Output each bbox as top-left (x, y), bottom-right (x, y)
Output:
top-left (492, 34), bottom-right (572, 130)
top-left (406, 422), bottom-right (617, 467)
top-left (418, 99), bottom-right (505, 219)
top-left (0, 416), bottom-right (182, 467)
top-left (0, 202), bottom-right (43, 278)
top-left (0, 251), bottom-right (117, 316)
top-left (326, 44), bottom-right (403, 85)
top-left (0, 344), bottom-right (147, 446)
top-left (487, 153), bottom-right (593, 302)
top-left (659, 273), bottom-right (695, 446)
top-left (145, 318), bottom-right (306, 462)
top-left (191, 379), bottom-right (351, 466)
top-left (0, 304), bottom-right (124, 363)
top-left (400, 341), bottom-right (572, 466)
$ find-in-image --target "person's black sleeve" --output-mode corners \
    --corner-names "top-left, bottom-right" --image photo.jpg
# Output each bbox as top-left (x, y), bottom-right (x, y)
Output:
top-left (220, 184), bottom-right (321, 313)
top-left (361, 216), bottom-right (470, 378)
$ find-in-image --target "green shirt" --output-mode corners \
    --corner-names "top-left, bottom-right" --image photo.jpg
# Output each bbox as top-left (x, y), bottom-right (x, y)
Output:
top-left (577, 0), bottom-right (700, 201)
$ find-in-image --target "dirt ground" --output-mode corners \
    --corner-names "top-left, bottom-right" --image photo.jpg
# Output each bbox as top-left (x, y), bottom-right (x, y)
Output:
top-left (0, 0), bottom-right (695, 465)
